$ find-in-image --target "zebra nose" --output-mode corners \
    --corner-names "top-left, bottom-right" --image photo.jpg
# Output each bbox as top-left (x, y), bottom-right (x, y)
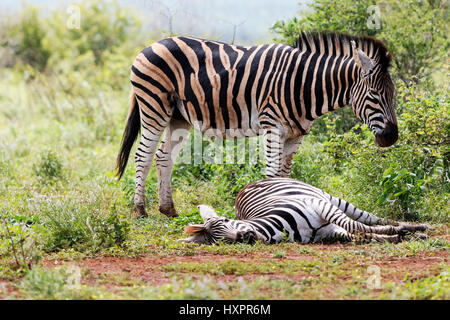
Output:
top-left (375, 121), bottom-right (398, 147)
top-left (237, 231), bottom-right (257, 244)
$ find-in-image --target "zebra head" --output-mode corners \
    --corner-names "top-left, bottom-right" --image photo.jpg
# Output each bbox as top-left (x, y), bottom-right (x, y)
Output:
top-left (350, 40), bottom-right (398, 147)
top-left (179, 205), bottom-right (266, 245)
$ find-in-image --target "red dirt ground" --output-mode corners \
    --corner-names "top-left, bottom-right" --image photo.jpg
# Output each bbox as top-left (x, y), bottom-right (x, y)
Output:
top-left (43, 244), bottom-right (449, 287)
top-left (1, 243), bottom-right (447, 299)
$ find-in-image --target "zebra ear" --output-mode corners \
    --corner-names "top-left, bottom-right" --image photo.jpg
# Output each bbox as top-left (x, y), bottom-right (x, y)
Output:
top-left (184, 224), bottom-right (206, 234)
top-left (178, 233), bottom-right (211, 244)
top-left (351, 41), bottom-right (374, 74)
top-left (198, 205), bottom-right (218, 222)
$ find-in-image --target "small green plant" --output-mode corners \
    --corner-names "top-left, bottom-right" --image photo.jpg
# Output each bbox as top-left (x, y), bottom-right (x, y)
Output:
top-left (278, 230), bottom-right (291, 243)
top-left (272, 250), bottom-right (286, 259)
top-left (20, 266), bottom-right (73, 299)
top-left (32, 149), bottom-right (64, 184)
top-left (168, 207), bottom-right (203, 234)
top-left (168, 206), bottom-right (235, 235)
top-left (0, 212), bottom-right (41, 275)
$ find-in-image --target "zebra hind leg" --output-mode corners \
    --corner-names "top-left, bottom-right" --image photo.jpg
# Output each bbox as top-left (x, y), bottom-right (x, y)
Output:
top-left (327, 195), bottom-right (433, 231)
top-left (347, 230), bottom-right (428, 243)
top-left (133, 96), bottom-right (172, 218)
top-left (155, 118), bottom-right (191, 218)
top-left (133, 126), bottom-right (164, 218)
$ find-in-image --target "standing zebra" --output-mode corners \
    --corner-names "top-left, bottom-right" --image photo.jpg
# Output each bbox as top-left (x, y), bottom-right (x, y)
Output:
top-left (180, 178), bottom-right (427, 244)
top-left (116, 32), bottom-right (398, 218)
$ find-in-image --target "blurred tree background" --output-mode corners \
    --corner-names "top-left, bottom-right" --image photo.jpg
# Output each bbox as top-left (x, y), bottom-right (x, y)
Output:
top-left (272, 0), bottom-right (448, 84)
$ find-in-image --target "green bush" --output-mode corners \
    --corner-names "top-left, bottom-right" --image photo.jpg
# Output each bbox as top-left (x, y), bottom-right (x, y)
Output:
top-left (378, 163), bottom-right (426, 218)
top-left (171, 135), bottom-right (266, 201)
top-left (0, 211), bottom-right (41, 276)
top-left (2, 0), bottom-right (143, 90)
top-left (15, 7), bottom-right (50, 71)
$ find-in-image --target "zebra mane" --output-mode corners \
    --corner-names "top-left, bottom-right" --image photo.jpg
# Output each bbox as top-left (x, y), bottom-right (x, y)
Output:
top-left (293, 32), bottom-right (392, 72)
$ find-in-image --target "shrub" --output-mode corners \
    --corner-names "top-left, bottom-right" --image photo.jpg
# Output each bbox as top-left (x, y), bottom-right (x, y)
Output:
top-left (378, 163), bottom-right (426, 220)
top-left (35, 192), bottom-right (130, 253)
top-left (172, 135), bottom-right (266, 201)
top-left (46, 0), bottom-right (142, 69)
top-left (32, 150), bottom-right (65, 184)
top-left (0, 212), bottom-right (41, 276)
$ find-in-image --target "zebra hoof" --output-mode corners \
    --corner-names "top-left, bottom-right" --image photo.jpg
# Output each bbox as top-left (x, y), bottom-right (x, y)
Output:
top-left (159, 205), bottom-right (179, 218)
top-left (134, 204), bottom-right (148, 218)
top-left (402, 232), bottom-right (429, 241)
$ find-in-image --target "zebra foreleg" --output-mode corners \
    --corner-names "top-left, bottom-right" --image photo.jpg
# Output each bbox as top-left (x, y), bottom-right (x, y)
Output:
top-left (155, 118), bottom-right (191, 218)
top-left (263, 128), bottom-right (286, 177)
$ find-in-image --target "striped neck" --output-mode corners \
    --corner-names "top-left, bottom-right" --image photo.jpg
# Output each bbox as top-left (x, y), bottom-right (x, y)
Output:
top-left (289, 32), bottom-right (389, 121)
top-left (290, 48), bottom-right (358, 121)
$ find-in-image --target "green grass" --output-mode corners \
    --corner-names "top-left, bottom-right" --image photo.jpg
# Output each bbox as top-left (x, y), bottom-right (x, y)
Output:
top-left (8, 262), bottom-right (448, 300)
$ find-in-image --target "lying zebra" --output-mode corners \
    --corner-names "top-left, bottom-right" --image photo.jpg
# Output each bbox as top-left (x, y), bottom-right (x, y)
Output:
top-left (180, 178), bottom-right (428, 244)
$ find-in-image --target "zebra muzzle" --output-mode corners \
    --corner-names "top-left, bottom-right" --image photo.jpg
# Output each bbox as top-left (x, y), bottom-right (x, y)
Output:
top-left (236, 230), bottom-right (257, 244)
top-left (375, 120), bottom-right (398, 147)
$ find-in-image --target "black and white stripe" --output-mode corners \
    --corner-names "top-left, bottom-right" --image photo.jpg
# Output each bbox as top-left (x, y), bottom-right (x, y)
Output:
top-left (116, 32), bottom-right (398, 218)
top-left (181, 178), bottom-right (427, 244)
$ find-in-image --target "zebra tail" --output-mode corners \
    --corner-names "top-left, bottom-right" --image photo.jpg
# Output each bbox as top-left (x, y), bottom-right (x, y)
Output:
top-left (116, 91), bottom-right (140, 180)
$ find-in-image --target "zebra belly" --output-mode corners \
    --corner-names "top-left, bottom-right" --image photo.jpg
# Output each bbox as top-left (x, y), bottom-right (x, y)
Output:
top-left (249, 207), bottom-right (327, 244)
top-left (176, 97), bottom-right (262, 138)
top-left (294, 210), bottom-right (329, 243)
top-left (263, 223), bottom-right (324, 244)
top-left (312, 224), bottom-right (346, 242)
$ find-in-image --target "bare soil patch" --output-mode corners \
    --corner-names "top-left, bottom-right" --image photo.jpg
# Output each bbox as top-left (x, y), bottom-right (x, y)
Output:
top-left (40, 245), bottom-right (448, 288)
top-left (2, 242), bottom-right (447, 299)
